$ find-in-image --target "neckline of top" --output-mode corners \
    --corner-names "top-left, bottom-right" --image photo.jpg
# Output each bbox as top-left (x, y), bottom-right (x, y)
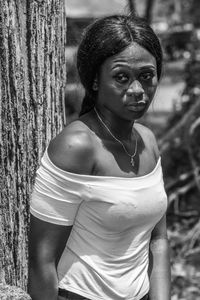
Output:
top-left (44, 149), bottom-right (161, 181)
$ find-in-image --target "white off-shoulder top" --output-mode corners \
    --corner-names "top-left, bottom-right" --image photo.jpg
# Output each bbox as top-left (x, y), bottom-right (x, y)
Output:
top-left (30, 149), bottom-right (168, 300)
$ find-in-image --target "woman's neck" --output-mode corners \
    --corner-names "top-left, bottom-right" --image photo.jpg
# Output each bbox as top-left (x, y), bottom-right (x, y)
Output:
top-left (93, 106), bottom-right (135, 142)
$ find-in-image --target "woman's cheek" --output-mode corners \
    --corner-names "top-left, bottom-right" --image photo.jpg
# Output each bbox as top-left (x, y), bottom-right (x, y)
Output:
top-left (149, 88), bottom-right (157, 101)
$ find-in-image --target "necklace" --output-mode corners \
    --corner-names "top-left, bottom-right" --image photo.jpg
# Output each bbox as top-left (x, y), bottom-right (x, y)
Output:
top-left (94, 107), bottom-right (138, 167)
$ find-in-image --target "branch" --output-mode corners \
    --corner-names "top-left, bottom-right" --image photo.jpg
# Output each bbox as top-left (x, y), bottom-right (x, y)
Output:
top-left (159, 99), bottom-right (200, 153)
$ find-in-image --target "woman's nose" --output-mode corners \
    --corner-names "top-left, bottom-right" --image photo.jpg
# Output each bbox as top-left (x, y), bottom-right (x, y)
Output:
top-left (126, 80), bottom-right (144, 97)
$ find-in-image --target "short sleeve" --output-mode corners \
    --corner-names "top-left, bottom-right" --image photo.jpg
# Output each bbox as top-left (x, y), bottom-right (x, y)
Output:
top-left (30, 152), bottom-right (84, 226)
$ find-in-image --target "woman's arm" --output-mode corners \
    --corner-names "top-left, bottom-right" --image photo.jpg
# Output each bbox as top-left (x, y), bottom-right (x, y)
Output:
top-left (148, 215), bottom-right (171, 300)
top-left (28, 215), bottom-right (72, 300)
top-left (28, 123), bottom-right (96, 299)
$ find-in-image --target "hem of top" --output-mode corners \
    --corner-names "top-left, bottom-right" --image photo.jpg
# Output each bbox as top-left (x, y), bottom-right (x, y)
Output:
top-left (58, 285), bottom-right (149, 300)
top-left (30, 208), bottom-right (73, 226)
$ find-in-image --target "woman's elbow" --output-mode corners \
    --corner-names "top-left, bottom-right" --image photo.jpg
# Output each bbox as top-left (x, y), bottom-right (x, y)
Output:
top-left (28, 258), bottom-right (58, 300)
top-left (149, 237), bottom-right (170, 256)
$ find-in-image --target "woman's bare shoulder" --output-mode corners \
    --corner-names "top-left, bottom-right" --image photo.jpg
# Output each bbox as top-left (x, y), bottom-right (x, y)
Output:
top-left (134, 122), bottom-right (159, 159)
top-left (47, 120), bottom-right (96, 174)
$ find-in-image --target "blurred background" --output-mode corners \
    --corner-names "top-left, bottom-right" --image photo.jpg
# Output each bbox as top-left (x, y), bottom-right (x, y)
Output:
top-left (65, 1), bottom-right (200, 299)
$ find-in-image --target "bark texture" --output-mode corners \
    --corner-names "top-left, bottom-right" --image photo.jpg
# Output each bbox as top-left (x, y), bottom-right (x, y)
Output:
top-left (0, 284), bottom-right (31, 300)
top-left (0, 0), bottom-right (66, 289)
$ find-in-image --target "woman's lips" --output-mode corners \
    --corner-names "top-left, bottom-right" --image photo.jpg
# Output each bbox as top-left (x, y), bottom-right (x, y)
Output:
top-left (126, 101), bottom-right (147, 111)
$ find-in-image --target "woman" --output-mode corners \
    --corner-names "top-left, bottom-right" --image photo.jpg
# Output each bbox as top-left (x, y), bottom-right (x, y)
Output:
top-left (28, 13), bottom-right (171, 300)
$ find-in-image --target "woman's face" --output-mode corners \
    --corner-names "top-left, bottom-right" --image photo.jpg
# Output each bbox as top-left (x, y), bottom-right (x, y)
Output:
top-left (96, 42), bottom-right (158, 120)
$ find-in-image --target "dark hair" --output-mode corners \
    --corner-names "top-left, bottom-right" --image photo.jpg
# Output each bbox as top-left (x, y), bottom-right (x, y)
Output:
top-left (77, 13), bottom-right (163, 116)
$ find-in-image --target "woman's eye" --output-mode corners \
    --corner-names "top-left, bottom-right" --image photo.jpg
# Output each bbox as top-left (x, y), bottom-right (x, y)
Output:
top-left (140, 73), bottom-right (154, 81)
top-left (114, 73), bottom-right (129, 83)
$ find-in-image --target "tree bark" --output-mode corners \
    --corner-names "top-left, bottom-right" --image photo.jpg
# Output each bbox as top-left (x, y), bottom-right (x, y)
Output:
top-left (0, 0), bottom-right (66, 290)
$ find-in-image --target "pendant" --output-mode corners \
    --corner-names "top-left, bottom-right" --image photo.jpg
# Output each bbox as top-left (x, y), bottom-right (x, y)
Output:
top-left (130, 156), bottom-right (135, 167)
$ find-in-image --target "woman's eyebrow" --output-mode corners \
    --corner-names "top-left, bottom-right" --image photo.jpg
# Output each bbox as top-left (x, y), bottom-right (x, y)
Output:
top-left (111, 63), bottom-right (131, 70)
top-left (140, 64), bottom-right (156, 69)
top-left (111, 64), bottom-right (156, 71)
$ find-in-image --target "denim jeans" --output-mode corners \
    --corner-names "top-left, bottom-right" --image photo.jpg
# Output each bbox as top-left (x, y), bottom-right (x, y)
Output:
top-left (58, 289), bottom-right (149, 300)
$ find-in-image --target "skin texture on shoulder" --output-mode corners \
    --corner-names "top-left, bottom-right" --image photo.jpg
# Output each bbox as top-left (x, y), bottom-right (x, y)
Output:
top-left (48, 120), bottom-right (96, 175)
top-left (134, 122), bottom-right (160, 161)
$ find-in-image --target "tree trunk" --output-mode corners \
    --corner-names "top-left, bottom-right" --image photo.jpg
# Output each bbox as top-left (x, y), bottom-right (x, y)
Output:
top-left (0, 0), bottom-right (66, 290)
top-left (144, 0), bottom-right (155, 23)
top-left (190, 0), bottom-right (200, 27)
top-left (128, 0), bottom-right (135, 13)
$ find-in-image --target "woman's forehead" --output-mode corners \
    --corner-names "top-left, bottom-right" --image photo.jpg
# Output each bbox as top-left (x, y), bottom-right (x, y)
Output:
top-left (103, 43), bottom-right (157, 70)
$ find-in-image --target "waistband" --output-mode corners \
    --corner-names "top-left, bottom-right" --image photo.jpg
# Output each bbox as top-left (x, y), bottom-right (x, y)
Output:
top-left (58, 289), bottom-right (149, 300)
